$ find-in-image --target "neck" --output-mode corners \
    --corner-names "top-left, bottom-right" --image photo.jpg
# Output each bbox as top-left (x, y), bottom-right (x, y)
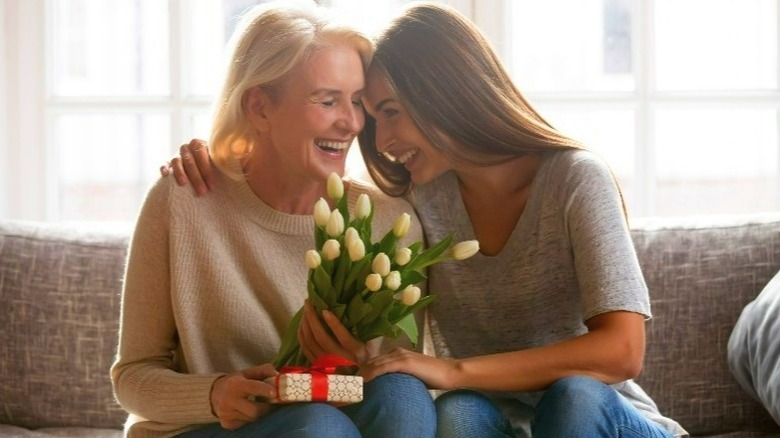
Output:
top-left (242, 154), bottom-right (328, 215)
top-left (455, 155), bottom-right (542, 201)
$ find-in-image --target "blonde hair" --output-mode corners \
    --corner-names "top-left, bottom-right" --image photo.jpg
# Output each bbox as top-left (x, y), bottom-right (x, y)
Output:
top-left (209, 1), bottom-right (373, 179)
top-left (358, 2), bottom-right (583, 197)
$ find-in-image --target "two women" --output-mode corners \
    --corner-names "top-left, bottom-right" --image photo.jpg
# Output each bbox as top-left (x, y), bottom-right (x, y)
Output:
top-left (165, 2), bottom-right (687, 437)
top-left (111, 3), bottom-right (435, 437)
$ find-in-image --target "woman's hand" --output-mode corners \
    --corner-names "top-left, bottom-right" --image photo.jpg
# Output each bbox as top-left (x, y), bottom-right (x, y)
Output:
top-left (209, 363), bottom-right (278, 430)
top-left (298, 300), bottom-right (374, 365)
top-left (360, 348), bottom-right (459, 389)
top-left (160, 139), bottom-right (216, 196)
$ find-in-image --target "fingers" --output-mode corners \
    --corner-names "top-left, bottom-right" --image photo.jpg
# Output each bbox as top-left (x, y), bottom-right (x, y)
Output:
top-left (180, 143), bottom-right (207, 196)
top-left (188, 139), bottom-right (216, 192)
top-left (210, 368), bottom-right (276, 430)
top-left (322, 309), bottom-right (365, 363)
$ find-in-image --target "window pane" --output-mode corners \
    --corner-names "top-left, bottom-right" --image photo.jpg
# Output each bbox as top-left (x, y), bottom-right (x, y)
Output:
top-left (655, 0), bottom-right (778, 91)
top-left (510, 0), bottom-right (635, 92)
top-left (655, 108), bottom-right (778, 216)
top-left (51, 0), bottom-right (169, 97)
top-left (534, 105), bottom-right (637, 208)
top-left (55, 113), bottom-right (170, 221)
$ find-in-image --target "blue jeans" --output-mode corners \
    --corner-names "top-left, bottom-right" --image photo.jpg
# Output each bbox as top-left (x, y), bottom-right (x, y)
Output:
top-left (178, 372), bottom-right (436, 438)
top-left (436, 376), bottom-right (675, 438)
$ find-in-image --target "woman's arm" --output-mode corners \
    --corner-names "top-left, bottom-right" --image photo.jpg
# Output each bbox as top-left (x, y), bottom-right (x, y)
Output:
top-left (361, 310), bottom-right (645, 391)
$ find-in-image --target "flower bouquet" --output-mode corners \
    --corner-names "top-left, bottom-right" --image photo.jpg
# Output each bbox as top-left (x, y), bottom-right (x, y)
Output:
top-left (272, 173), bottom-right (479, 368)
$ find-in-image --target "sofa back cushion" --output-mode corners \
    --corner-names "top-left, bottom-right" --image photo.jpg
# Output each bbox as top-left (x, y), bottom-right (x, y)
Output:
top-left (631, 214), bottom-right (780, 436)
top-left (0, 221), bottom-right (129, 430)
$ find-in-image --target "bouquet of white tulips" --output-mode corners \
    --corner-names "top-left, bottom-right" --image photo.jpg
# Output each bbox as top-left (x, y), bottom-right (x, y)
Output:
top-left (273, 173), bottom-right (479, 368)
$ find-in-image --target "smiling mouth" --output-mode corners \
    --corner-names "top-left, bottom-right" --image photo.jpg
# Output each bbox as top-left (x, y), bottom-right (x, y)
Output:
top-left (316, 140), bottom-right (351, 153)
top-left (384, 149), bottom-right (418, 164)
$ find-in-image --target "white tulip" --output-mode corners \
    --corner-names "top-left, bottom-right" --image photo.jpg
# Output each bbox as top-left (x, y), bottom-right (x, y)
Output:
top-left (327, 172), bottom-right (344, 200)
top-left (326, 209), bottom-right (345, 237)
top-left (355, 193), bottom-right (371, 219)
top-left (392, 213), bottom-right (411, 238)
top-left (452, 240), bottom-right (480, 260)
top-left (344, 227), bottom-right (359, 247)
top-left (384, 271), bottom-right (401, 290)
top-left (305, 249), bottom-right (321, 269)
top-left (322, 239), bottom-right (340, 261)
top-left (396, 285), bottom-right (421, 306)
top-left (365, 273), bottom-right (383, 292)
top-left (372, 252), bottom-right (391, 277)
top-left (394, 247), bottom-right (412, 266)
top-left (347, 238), bottom-right (365, 262)
top-left (313, 197), bottom-right (330, 227)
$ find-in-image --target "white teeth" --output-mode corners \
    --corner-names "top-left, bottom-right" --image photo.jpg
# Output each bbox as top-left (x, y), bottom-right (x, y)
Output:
top-left (317, 140), bottom-right (350, 151)
top-left (396, 149), bottom-right (418, 164)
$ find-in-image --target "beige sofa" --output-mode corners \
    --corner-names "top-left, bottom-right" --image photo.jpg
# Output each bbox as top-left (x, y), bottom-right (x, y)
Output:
top-left (1, 215), bottom-right (780, 437)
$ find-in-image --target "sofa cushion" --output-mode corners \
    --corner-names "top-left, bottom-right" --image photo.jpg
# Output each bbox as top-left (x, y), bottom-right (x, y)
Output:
top-left (728, 267), bottom-right (780, 426)
top-left (0, 221), bottom-right (129, 431)
top-left (631, 214), bottom-right (780, 436)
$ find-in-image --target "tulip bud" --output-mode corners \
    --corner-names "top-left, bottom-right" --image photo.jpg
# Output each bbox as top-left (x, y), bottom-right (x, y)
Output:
top-left (392, 213), bottom-right (411, 238)
top-left (347, 238), bottom-right (365, 262)
top-left (322, 239), bottom-right (340, 261)
top-left (384, 270), bottom-right (401, 290)
top-left (395, 285), bottom-right (421, 306)
top-left (355, 193), bottom-right (371, 219)
top-left (305, 249), bottom-right (321, 269)
top-left (327, 172), bottom-right (344, 200)
top-left (452, 240), bottom-right (480, 260)
top-left (394, 247), bottom-right (412, 266)
top-left (326, 209), bottom-right (345, 237)
top-left (344, 227), bottom-right (359, 247)
top-left (372, 252), bottom-right (391, 277)
top-left (365, 273), bottom-right (383, 292)
top-left (313, 197), bottom-right (330, 227)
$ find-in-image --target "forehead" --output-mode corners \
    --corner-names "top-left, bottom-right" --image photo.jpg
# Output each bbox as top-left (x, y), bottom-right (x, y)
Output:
top-left (363, 67), bottom-right (396, 109)
top-left (290, 43), bottom-right (366, 93)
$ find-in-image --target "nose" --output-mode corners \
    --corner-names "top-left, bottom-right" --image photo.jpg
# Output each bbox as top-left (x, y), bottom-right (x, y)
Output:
top-left (374, 121), bottom-right (392, 153)
top-left (337, 103), bottom-right (364, 134)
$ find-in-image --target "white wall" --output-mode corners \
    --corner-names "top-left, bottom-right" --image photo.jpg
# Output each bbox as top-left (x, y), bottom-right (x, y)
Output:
top-left (2, 0), bottom-right (46, 220)
top-left (0, 0), bottom-right (7, 218)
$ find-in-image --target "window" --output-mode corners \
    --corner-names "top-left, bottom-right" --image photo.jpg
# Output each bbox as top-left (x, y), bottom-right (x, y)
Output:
top-left (506, 0), bottom-right (779, 217)
top-left (2, 0), bottom-right (778, 221)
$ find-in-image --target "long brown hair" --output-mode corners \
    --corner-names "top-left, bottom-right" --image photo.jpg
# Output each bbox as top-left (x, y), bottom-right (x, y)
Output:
top-left (358, 2), bottom-right (583, 197)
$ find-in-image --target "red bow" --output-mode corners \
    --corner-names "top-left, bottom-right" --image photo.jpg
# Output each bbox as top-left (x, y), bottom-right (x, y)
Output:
top-left (276, 354), bottom-right (357, 402)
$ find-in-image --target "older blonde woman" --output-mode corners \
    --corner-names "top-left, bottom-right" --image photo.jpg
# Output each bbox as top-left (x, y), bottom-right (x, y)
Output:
top-left (111, 3), bottom-right (435, 437)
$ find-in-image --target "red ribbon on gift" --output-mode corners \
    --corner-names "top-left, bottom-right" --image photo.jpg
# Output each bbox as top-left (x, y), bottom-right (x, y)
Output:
top-left (275, 354), bottom-right (357, 402)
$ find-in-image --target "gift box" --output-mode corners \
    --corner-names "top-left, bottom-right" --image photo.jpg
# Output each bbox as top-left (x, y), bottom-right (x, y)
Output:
top-left (265, 372), bottom-right (363, 404)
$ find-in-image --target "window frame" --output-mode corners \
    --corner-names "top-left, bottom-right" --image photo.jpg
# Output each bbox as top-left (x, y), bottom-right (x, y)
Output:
top-left (2, 0), bottom-right (780, 221)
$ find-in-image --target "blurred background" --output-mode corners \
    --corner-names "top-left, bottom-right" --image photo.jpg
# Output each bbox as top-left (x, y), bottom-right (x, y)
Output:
top-left (1, 0), bottom-right (778, 225)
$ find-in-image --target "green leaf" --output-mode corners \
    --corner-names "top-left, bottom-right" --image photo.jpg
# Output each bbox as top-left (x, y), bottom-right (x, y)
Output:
top-left (407, 234), bottom-right (454, 271)
top-left (395, 313), bottom-right (419, 347)
top-left (272, 307), bottom-right (304, 368)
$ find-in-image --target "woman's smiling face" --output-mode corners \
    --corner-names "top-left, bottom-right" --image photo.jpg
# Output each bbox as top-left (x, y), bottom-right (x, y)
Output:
top-left (257, 41), bottom-right (366, 183)
top-left (362, 66), bottom-right (451, 186)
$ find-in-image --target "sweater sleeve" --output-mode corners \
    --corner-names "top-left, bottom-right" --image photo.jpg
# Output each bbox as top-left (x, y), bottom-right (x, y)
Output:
top-left (110, 177), bottom-right (222, 425)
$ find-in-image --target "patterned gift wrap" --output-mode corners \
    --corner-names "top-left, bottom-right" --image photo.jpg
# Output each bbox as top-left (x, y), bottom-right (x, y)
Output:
top-left (265, 373), bottom-right (363, 404)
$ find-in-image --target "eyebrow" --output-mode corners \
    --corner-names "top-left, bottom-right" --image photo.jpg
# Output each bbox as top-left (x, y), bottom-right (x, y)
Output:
top-left (310, 88), bottom-right (365, 97)
top-left (373, 98), bottom-right (395, 113)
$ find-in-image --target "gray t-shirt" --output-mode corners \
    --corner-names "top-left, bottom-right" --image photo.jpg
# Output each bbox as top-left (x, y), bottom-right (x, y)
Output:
top-left (409, 149), bottom-right (687, 437)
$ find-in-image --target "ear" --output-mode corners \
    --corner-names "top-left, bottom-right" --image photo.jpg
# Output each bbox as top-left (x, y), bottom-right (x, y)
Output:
top-left (243, 86), bottom-right (272, 132)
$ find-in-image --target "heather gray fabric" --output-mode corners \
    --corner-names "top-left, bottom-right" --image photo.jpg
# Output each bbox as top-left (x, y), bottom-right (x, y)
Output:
top-left (632, 215), bottom-right (780, 436)
top-left (0, 221), bottom-right (129, 433)
top-left (728, 268), bottom-right (780, 426)
top-left (410, 150), bottom-right (685, 437)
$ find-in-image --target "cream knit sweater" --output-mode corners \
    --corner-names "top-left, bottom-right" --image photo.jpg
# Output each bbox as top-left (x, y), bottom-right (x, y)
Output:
top-left (110, 168), bottom-right (421, 438)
